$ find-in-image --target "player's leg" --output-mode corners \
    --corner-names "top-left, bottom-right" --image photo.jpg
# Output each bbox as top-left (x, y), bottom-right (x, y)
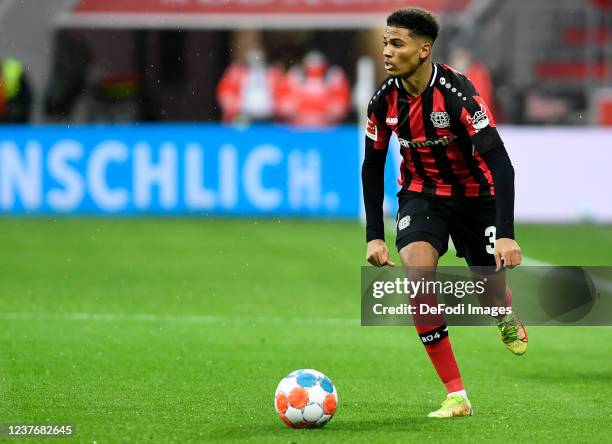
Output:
top-left (452, 197), bottom-right (528, 355)
top-left (471, 269), bottom-right (527, 354)
top-left (395, 192), bottom-right (472, 417)
top-left (468, 269), bottom-right (511, 318)
top-left (399, 242), bottom-right (472, 418)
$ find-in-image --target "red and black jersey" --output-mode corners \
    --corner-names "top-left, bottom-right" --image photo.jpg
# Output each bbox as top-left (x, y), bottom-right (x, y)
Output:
top-left (362, 63), bottom-right (516, 243)
top-left (365, 63), bottom-right (499, 198)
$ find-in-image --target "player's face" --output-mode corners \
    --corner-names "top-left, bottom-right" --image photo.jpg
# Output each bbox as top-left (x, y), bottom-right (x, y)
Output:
top-left (382, 26), bottom-right (430, 78)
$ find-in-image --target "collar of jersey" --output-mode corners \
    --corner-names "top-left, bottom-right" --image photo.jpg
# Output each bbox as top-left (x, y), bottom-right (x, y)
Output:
top-left (395, 62), bottom-right (438, 98)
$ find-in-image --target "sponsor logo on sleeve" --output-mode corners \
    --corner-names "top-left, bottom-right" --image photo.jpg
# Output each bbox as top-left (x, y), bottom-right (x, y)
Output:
top-left (366, 118), bottom-right (378, 141)
top-left (467, 103), bottom-right (490, 131)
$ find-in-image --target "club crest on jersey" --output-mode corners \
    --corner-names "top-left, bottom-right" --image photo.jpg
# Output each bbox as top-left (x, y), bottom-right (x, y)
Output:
top-left (366, 118), bottom-right (378, 141)
top-left (430, 112), bottom-right (450, 129)
top-left (467, 103), bottom-right (490, 130)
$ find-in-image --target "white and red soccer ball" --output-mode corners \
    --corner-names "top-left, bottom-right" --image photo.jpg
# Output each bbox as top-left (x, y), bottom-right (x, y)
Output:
top-left (275, 369), bottom-right (338, 428)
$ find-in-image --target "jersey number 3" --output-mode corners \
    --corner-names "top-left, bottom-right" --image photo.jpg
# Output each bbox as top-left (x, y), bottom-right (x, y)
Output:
top-left (485, 226), bottom-right (496, 254)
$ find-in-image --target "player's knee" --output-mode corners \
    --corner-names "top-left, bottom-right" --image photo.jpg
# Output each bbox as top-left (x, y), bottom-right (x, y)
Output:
top-left (399, 241), bottom-right (439, 269)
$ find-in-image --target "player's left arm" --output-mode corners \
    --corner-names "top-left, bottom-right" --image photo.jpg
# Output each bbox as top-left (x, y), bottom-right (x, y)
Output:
top-left (476, 132), bottom-right (521, 271)
top-left (456, 80), bottom-right (521, 271)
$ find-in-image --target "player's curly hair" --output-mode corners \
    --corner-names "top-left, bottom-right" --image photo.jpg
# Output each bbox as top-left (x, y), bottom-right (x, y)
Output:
top-left (387, 8), bottom-right (440, 43)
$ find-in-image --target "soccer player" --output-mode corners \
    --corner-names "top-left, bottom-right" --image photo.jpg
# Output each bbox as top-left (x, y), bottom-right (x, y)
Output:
top-left (362, 8), bottom-right (528, 418)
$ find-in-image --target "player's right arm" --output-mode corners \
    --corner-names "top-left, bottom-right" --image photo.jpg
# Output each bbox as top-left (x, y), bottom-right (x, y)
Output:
top-left (361, 99), bottom-right (394, 267)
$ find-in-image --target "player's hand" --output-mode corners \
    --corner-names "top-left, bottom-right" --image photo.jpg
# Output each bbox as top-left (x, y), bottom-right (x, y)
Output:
top-left (494, 238), bottom-right (521, 272)
top-left (366, 239), bottom-right (395, 267)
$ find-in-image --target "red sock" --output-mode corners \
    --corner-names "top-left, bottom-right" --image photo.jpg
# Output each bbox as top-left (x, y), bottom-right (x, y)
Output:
top-left (416, 325), bottom-right (464, 392)
top-left (412, 294), bottom-right (464, 393)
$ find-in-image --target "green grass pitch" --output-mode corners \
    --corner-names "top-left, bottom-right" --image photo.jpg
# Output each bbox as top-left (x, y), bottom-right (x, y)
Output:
top-left (1, 219), bottom-right (611, 442)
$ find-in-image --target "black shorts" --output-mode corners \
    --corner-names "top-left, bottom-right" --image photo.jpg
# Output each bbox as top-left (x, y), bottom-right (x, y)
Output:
top-left (395, 190), bottom-right (497, 267)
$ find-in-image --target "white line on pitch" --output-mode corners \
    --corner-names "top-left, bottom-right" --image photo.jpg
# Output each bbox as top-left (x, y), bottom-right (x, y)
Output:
top-left (0, 311), bottom-right (359, 326)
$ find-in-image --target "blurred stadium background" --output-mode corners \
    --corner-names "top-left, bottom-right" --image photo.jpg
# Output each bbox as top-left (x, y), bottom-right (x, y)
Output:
top-left (1, 0), bottom-right (611, 442)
